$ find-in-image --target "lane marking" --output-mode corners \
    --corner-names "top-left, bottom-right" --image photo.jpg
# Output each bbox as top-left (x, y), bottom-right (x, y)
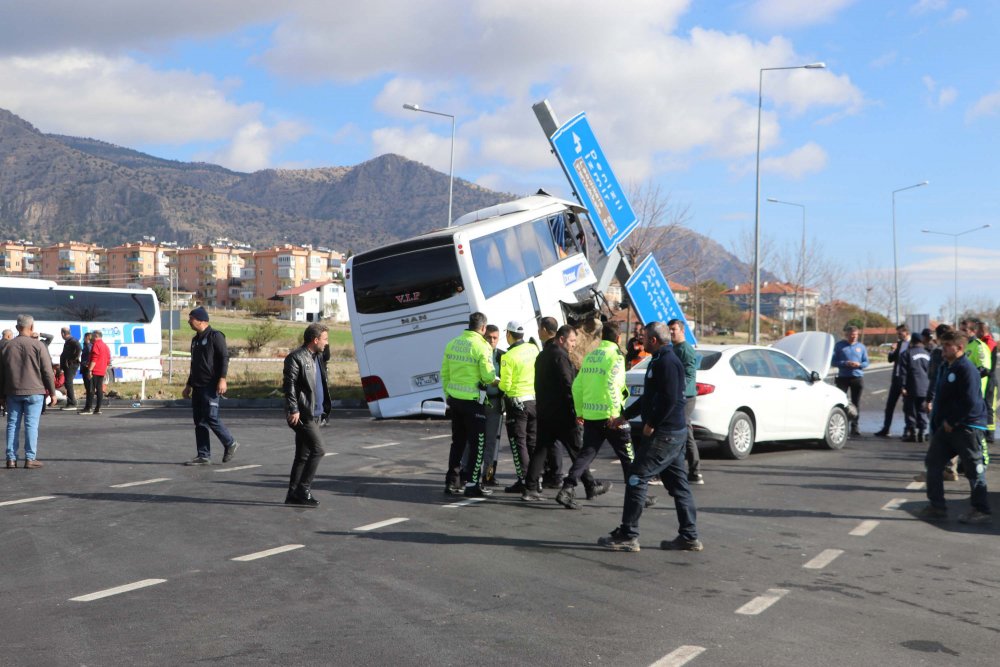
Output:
top-left (362, 442), bottom-right (401, 450)
top-left (110, 478), bottom-right (171, 488)
top-left (214, 464), bottom-right (262, 473)
top-left (70, 579), bottom-right (167, 602)
top-left (906, 481), bottom-right (925, 491)
top-left (849, 520), bottom-right (880, 537)
top-left (650, 645), bottom-right (706, 667)
top-left (0, 495), bottom-right (56, 507)
top-left (735, 588), bottom-right (789, 615)
top-left (871, 389), bottom-right (888, 395)
top-left (443, 498), bottom-right (486, 508)
top-left (882, 498), bottom-right (907, 511)
top-left (804, 548), bottom-right (844, 570)
top-left (324, 452), bottom-right (338, 457)
top-left (232, 544), bottom-right (305, 562)
top-left (419, 434), bottom-right (450, 441)
top-left (353, 517), bottom-right (409, 531)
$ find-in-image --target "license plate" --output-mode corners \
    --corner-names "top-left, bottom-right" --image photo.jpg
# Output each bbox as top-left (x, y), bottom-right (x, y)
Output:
top-left (414, 372), bottom-right (440, 388)
top-left (629, 386), bottom-right (643, 396)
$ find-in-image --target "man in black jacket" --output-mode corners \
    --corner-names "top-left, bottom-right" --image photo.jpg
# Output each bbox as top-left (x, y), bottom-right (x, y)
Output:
top-left (283, 323), bottom-right (332, 507)
top-left (58, 327), bottom-right (81, 409)
top-left (599, 321), bottom-right (700, 552)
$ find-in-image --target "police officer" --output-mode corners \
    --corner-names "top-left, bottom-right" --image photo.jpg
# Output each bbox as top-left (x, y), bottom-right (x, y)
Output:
top-left (480, 324), bottom-right (505, 487)
top-left (441, 312), bottom-right (497, 498)
top-left (182, 307), bottom-right (240, 465)
top-left (499, 320), bottom-right (538, 493)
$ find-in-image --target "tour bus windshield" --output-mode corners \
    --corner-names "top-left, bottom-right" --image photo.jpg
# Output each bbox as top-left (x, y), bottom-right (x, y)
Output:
top-left (0, 287), bottom-right (155, 323)
top-left (471, 217), bottom-right (560, 299)
top-left (352, 242), bottom-right (463, 314)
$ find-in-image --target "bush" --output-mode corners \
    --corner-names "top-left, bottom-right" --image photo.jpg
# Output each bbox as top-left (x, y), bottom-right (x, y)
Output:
top-left (246, 318), bottom-right (283, 354)
top-left (239, 297), bottom-right (281, 317)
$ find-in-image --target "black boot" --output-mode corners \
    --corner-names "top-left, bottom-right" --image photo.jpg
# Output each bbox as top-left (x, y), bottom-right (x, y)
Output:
top-left (916, 430), bottom-right (925, 443)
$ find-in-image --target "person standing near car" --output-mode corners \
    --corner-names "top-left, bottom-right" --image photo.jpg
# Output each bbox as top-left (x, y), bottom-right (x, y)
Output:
top-left (283, 323), bottom-right (331, 507)
top-left (875, 324), bottom-right (909, 438)
top-left (668, 318), bottom-right (703, 483)
top-left (181, 307), bottom-right (240, 465)
top-left (2, 315), bottom-right (56, 468)
top-left (832, 325), bottom-right (869, 438)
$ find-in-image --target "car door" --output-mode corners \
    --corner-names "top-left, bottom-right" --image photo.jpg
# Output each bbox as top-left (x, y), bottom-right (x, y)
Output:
top-left (729, 349), bottom-right (786, 441)
top-left (762, 349), bottom-right (825, 438)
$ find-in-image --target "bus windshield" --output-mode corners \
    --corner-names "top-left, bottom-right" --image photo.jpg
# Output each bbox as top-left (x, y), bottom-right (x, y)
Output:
top-left (0, 287), bottom-right (155, 323)
top-left (352, 244), bottom-right (463, 314)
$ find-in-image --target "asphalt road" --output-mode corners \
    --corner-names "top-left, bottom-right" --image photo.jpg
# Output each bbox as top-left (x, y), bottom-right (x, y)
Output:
top-left (3, 395), bottom-right (998, 666)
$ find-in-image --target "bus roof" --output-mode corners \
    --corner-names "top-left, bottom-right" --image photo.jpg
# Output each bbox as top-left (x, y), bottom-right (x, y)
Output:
top-left (0, 276), bottom-right (154, 295)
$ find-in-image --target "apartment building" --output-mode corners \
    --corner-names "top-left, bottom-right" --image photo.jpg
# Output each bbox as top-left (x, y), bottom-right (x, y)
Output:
top-left (38, 242), bottom-right (101, 282)
top-left (0, 242), bottom-right (40, 276)
top-left (176, 245), bottom-right (245, 307)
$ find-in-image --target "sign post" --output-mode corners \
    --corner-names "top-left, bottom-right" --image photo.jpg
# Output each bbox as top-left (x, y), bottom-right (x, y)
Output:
top-left (625, 255), bottom-right (697, 346)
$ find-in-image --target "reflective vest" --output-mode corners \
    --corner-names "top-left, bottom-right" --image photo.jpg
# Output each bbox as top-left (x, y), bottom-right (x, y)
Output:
top-left (499, 340), bottom-right (537, 399)
top-left (967, 337), bottom-right (992, 396)
top-left (441, 330), bottom-right (496, 400)
top-left (572, 340), bottom-right (629, 420)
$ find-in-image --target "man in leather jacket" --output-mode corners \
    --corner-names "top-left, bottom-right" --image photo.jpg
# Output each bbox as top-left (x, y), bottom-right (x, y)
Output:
top-left (283, 323), bottom-right (332, 507)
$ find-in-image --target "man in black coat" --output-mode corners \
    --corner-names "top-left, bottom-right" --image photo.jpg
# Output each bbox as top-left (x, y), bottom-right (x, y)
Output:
top-left (58, 327), bottom-right (82, 409)
top-left (283, 323), bottom-right (332, 507)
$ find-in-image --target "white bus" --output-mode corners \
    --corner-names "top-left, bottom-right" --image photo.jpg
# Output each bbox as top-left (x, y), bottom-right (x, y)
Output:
top-left (0, 277), bottom-right (163, 382)
top-left (346, 194), bottom-right (601, 418)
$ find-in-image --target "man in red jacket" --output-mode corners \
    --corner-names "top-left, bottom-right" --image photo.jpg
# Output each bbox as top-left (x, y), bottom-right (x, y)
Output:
top-left (82, 330), bottom-right (111, 415)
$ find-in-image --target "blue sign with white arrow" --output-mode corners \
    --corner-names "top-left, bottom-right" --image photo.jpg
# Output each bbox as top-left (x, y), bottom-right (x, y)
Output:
top-left (624, 254), bottom-right (697, 346)
top-left (550, 112), bottom-right (638, 254)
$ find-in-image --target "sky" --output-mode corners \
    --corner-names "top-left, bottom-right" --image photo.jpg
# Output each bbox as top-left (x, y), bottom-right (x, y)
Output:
top-left (1, 0), bottom-right (998, 322)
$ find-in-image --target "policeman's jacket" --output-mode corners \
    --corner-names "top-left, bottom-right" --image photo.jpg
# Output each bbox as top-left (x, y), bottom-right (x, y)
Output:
top-left (499, 340), bottom-right (537, 399)
top-left (441, 329), bottom-right (496, 401)
top-left (187, 326), bottom-right (229, 388)
top-left (966, 336), bottom-right (991, 396)
top-left (572, 340), bottom-right (629, 420)
top-left (534, 338), bottom-right (577, 426)
top-left (899, 343), bottom-right (931, 397)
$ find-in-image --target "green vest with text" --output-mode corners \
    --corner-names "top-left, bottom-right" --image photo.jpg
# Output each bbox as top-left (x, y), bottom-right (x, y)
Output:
top-left (499, 340), bottom-right (538, 399)
top-left (441, 330), bottom-right (496, 401)
top-left (967, 337), bottom-right (992, 396)
top-left (572, 340), bottom-right (629, 420)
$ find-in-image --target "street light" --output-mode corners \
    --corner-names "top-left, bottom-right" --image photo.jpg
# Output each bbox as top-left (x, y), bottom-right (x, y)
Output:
top-left (767, 197), bottom-right (807, 331)
top-left (753, 62), bottom-right (825, 344)
top-left (891, 181), bottom-right (928, 325)
top-left (921, 223), bottom-right (990, 325)
top-left (403, 103), bottom-right (456, 227)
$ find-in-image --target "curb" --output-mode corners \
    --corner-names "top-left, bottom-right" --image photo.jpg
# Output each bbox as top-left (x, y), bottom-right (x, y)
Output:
top-left (111, 398), bottom-right (368, 410)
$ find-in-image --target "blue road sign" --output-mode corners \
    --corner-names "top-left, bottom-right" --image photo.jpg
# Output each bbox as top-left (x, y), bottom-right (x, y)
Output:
top-left (550, 112), bottom-right (638, 254)
top-left (624, 255), bottom-right (697, 346)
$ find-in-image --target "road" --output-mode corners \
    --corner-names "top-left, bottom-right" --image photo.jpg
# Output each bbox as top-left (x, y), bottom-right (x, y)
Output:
top-left (2, 396), bottom-right (998, 666)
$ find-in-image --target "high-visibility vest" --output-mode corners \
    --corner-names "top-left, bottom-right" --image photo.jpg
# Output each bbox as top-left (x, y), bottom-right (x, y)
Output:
top-left (441, 330), bottom-right (496, 400)
top-left (499, 341), bottom-right (538, 399)
top-left (572, 340), bottom-right (629, 420)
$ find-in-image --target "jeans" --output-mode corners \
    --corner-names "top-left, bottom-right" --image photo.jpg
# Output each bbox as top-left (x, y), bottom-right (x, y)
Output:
top-left (925, 427), bottom-right (990, 513)
top-left (6, 394), bottom-right (45, 462)
top-left (192, 386), bottom-right (235, 459)
top-left (619, 427), bottom-right (697, 540)
top-left (288, 418), bottom-right (325, 496)
top-left (835, 376), bottom-right (863, 431)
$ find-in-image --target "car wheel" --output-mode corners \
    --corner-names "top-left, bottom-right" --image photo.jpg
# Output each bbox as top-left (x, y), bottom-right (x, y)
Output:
top-left (822, 407), bottom-right (848, 450)
top-left (723, 411), bottom-right (754, 460)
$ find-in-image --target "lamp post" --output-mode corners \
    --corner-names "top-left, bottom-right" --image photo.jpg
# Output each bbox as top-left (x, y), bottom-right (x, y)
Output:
top-left (766, 197), bottom-right (807, 331)
top-left (403, 103), bottom-right (455, 227)
top-left (753, 62), bottom-right (825, 344)
top-left (891, 181), bottom-right (928, 325)
top-left (921, 224), bottom-right (990, 325)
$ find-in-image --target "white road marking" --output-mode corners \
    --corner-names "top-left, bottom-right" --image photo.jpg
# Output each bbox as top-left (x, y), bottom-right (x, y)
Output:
top-left (231, 544), bottom-right (305, 562)
top-left (214, 464), bottom-right (262, 473)
top-left (735, 588), bottom-right (789, 615)
top-left (849, 520), bottom-right (880, 536)
top-left (650, 645), bottom-right (706, 667)
top-left (882, 498), bottom-right (907, 510)
top-left (0, 495), bottom-right (56, 507)
top-left (70, 579), bottom-right (167, 602)
top-left (110, 478), bottom-right (171, 488)
top-left (443, 498), bottom-right (486, 508)
top-left (804, 548), bottom-right (844, 570)
top-left (324, 452), bottom-right (338, 457)
top-left (419, 434), bottom-right (450, 440)
top-left (871, 389), bottom-right (888, 395)
top-left (906, 481), bottom-right (925, 491)
top-left (353, 517), bottom-right (409, 531)
top-left (362, 442), bottom-right (401, 449)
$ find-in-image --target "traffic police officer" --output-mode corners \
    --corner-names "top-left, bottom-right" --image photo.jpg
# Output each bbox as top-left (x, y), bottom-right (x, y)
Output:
top-left (441, 312), bottom-right (497, 498)
top-left (499, 320), bottom-right (538, 493)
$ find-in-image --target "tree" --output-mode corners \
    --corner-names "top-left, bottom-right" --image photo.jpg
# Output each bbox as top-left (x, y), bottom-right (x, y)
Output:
top-left (151, 285), bottom-right (169, 306)
top-left (246, 318), bottom-right (283, 354)
top-left (620, 181), bottom-right (693, 271)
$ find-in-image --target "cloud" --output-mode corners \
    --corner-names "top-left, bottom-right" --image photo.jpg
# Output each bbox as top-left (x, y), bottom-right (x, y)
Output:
top-left (370, 125), bottom-right (469, 174)
top-left (909, 0), bottom-right (948, 15)
top-left (760, 142), bottom-right (828, 179)
top-left (747, 0), bottom-right (858, 28)
top-left (966, 89), bottom-right (1000, 121)
top-left (946, 8), bottom-right (969, 22)
top-left (198, 119), bottom-right (308, 172)
top-left (922, 76), bottom-right (957, 109)
top-left (907, 245), bottom-right (1000, 277)
top-left (870, 51), bottom-right (898, 69)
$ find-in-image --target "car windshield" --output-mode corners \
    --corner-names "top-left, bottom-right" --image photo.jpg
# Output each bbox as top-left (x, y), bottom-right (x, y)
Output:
top-left (629, 349), bottom-right (720, 371)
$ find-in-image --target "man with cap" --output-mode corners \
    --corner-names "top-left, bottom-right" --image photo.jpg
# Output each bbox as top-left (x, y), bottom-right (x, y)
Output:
top-left (181, 306), bottom-right (240, 465)
top-left (499, 319), bottom-right (538, 493)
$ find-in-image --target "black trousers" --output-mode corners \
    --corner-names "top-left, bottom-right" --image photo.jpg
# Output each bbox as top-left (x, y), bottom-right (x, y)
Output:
top-left (82, 369), bottom-right (93, 410)
top-left (92, 374), bottom-right (105, 413)
top-left (446, 397), bottom-right (486, 487)
top-left (881, 378), bottom-right (903, 431)
top-left (684, 397), bottom-right (700, 474)
top-left (64, 364), bottom-right (79, 405)
top-left (288, 418), bottom-right (325, 496)
top-left (527, 418), bottom-right (594, 489)
top-left (835, 376), bottom-right (864, 429)
top-left (902, 393), bottom-right (928, 431)
top-left (504, 398), bottom-right (536, 481)
top-left (564, 419), bottom-right (634, 486)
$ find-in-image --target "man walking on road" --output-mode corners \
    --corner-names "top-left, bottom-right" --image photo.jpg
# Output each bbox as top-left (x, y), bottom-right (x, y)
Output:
top-left (58, 327), bottom-right (81, 410)
top-left (833, 325), bottom-right (869, 438)
top-left (875, 324), bottom-right (909, 438)
top-left (668, 318), bottom-right (703, 482)
top-left (2, 315), bottom-right (56, 469)
top-left (283, 323), bottom-right (331, 507)
top-left (182, 307), bottom-right (240, 466)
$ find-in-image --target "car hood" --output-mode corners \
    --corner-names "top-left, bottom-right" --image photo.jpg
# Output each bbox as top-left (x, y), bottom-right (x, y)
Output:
top-left (771, 332), bottom-right (834, 376)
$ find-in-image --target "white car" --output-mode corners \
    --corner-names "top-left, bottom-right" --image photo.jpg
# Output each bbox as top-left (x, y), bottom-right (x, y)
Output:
top-left (624, 332), bottom-right (852, 459)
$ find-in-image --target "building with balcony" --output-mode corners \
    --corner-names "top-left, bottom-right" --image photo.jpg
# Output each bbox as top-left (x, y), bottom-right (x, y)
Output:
top-left (176, 245), bottom-right (245, 307)
top-left (40, 242), bottom-right (102, 282)
top-left (724, 281), bottom-right (820, 326)
top-left (0, 241), bottom-right (40, 276)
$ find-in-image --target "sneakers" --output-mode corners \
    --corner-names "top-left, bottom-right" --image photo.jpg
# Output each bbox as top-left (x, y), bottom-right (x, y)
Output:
top-left (585, 481), bottom-right (612, 500)
top-left (443, 484), bottom-right (465, 496)
top-left (850, 427), bottom-right (862, 438)
top-left (222, 440), bottom-right (240, 463)
top-left (504, 480), bottom-right (527, 494)
top-left (873, 429), bottom-right (891, 438)
top-left (660, 536), bottom-right (704, 551)
top-left (542, 476), bottom-right (564, 489)
top-left (184, 456), bottom-right (211, 466)
top-left (555, 486), bottom-right (579, 510)
top-left (78, 409), bottom-right (93, 415)
top-left (597, 528), bottom-right (640, 552)
top-left (521, 488), bottom-right (543, 501)
top-left (917, 504), bottom-right (948, 521)
top-left (688, 472), bottom-right (705, 485)
top-left (463, 485), bottom-right (492, 498)
top-left (285, 491), bottom-right (319, 508)
top-left (958, 509), bottom-right (992, 525)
